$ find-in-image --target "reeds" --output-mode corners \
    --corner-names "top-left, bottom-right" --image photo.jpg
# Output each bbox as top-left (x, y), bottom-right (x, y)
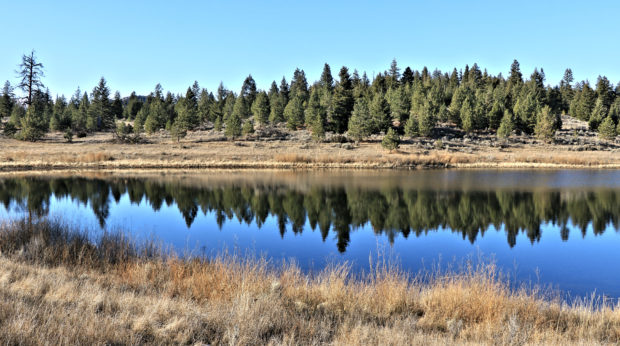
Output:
top-left (0, 218), bottom-right (618, 344)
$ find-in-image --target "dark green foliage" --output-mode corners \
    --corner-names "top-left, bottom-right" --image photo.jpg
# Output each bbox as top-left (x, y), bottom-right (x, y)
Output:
top-left (64, 128), bottom-right (73, 143)
top-left (347, 97), bottom-right (372, 142)
top-left (251, 91), bottom-right (270, 126)
top-left (404, 114), bottom-right (419, 137)
top-left (20, 101), bottom-right (47, 141)
top-left (111, 91), bottom-right (123, 119)
top-left (598, 116), bottom-right (616, 140)
top-left (284, 96), bottom-right (304, 130)
top-left (0, 81), bottom-right (14, 119)
top-left (87, 77), bottom-right (113, 131)
top-left (381, 127), bottom-right (400, 150)
top-left (5, 55), bottom-right (620, 142)
top-left (124, 92), bottom-right (143, 120)
top-left (242, 119), bottom-right (254, 136)
top-left (497, 110), bottom-right (514, 138)
top-left (330, 67), bottom-right (354, 133)
top-left (305, 89), bottom-right (326, 137)
top-left (535, 106), bottom-right (556, 142)
top-left (225, 97), bottom-right (243, 139)
top-left (370, 93), bottom-right (391, 133)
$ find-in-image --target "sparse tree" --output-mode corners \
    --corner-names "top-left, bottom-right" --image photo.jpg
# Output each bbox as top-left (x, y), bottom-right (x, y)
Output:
top-left (16, 50), bottom-right (44, 105)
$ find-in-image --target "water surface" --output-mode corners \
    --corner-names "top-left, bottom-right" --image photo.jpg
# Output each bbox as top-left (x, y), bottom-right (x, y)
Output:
top-left (1, 170), bottom-right (619, 298)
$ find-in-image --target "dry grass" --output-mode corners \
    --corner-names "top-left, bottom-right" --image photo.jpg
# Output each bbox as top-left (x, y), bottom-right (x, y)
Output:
top-left (2, 126), bottom-right (620, 172)
top-left (0, 218), bottom-right (618, 345)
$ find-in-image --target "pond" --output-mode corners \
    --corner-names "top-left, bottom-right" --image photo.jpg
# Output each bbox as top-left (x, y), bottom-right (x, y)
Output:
top-left (1, 169), bottom-right (620, 299)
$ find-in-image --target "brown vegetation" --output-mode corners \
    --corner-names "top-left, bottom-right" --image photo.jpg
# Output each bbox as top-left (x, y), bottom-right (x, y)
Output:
top-left (0, 218), bottom-right (618, 345)
top-left (2, 116), bottom-right (620, 172)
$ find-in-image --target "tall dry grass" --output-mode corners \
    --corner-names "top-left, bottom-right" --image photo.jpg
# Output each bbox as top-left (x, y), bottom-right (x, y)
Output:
top-left (0, 218), bottom-right (618, 345)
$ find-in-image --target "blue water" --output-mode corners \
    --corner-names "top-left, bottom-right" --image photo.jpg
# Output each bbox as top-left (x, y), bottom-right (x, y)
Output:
top-left (1, 170), bottom-right (619, 299)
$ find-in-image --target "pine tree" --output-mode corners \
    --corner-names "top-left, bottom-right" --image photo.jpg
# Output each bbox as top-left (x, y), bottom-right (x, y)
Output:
top-left (382, 128), bottom-right (400, 151)
top-left (370, 93), bottom-right (391, 133)
top-left (242, 119), bottom-right (254, 136)
top-left (144, 99), bottom-right (167, 134)
top-left (305, 89), bottom-right (326, 132)
top-left (589, 98), bottom-right (608, 131)
top-left (404, 114), bottom-right (419, 137)
top-left (534, 106), bottom-right (556, 142)
top-left (0, 81), bottom-right (14, 119)
top-left (347, 97), bottom-right (372, 142)
top-left (225, 96), bottom-right (243, 139)
top-left (497, 110), bottom-right (514, 138)
top-left (16, 50), bottom-right (44, 106)
top-left (598, 116), bottom-right (616, 140)
top-left (241, 75), bottom-right (257, 108)
top-left (87, 77), bottom-right (113, 131)
top-left (251, 91), bottom-right (270, 126)
top-left (284, 96), bottom-right (304, 130)
top-left (330, 67), bottom-right (354, 133)
top-left (418, 100), bottom-right (435, 137)
top-left (319, 63), bottom-right (334, 93)
top-left (20, 101), bottom-right (47, 141)
top-left (72, 92), bottom-right (89, 135)
top-left (111, 91), bottom-right (123, 119)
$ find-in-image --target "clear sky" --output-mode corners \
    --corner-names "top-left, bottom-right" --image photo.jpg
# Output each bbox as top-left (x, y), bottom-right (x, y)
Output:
top-left (1, 0), bottom-right (618, 98)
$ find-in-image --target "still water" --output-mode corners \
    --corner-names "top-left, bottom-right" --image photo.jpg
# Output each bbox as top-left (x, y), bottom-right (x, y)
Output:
top-left (1, 170), bottom-right (620, 298)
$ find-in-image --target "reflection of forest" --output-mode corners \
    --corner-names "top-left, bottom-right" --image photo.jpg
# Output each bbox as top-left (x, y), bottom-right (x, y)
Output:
top-left (1, 177), bottom-right (619, 252)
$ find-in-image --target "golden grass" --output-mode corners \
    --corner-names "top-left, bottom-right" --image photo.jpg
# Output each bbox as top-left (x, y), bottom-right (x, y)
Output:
top-left (0, 218), bottom-right (619, 344)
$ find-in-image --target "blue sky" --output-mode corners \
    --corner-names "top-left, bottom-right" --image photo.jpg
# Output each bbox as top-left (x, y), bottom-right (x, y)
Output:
top-left (1, 0), bottom-right (618, 98)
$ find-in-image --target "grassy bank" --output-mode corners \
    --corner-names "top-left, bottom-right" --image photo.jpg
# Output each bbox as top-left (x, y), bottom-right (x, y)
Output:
top-left (2, 116), bottom-right (620, 173)
top-left (0, 219), bottom-right (619, 345)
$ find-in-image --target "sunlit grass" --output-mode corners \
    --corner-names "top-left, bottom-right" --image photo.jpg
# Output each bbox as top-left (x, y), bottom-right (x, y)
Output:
top-left (0, 218), bottom-right (618, 344)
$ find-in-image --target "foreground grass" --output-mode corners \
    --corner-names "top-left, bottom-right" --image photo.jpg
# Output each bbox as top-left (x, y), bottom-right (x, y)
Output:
top-left (0, 219), bottom-right (619, 345)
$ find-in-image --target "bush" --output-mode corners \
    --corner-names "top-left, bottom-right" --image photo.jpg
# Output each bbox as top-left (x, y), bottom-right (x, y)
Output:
top-left (382, 128), bottom-right (400, 151)
top-left (64, 129), bottom-right (73, 143)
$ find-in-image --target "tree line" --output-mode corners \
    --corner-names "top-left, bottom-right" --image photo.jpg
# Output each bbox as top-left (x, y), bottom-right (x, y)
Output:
top-left (2, 176), bottom-right (618, 251)
top-left (2, 51), bottom-right (620, 144)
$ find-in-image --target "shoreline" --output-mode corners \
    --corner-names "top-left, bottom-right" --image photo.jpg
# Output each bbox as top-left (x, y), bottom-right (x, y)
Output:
top-left (0, 218), bottom-right (618, 344)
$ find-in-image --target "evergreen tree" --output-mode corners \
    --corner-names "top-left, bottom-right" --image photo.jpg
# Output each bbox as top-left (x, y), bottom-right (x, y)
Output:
top-left (144, 99), bottom-right (167, 134)
top-left (72, 92), bottom-right (89, 135)
top-left (111, 91), bottom-right (123, 119)
top-left (289, 69), bottom-right (309, 102)
top-left (241, 74), bottom-right (257, 108)
top-left (87, 77), bottom-right (113, 131)
top-left (382, 128), bottom-right (400, 150)
top-left (559, 68), bottom-right (574, 112)
top-left (598, 115), bottom-right (616, 140)
top-left (369, 92), bottom-right (391, 133)
top-left (251, 91), bottom-right (270, 126)
top-left (0, 81), bottom-right (14, 119)
top-left (225, 96), bottom-right (243, 139)
top-left (305, 89), bottom-right (326, 132)
top-left (569, 82), bottom-right (596, 121)
top-left (124, 92), bottom-right (143, 119)
top-left (534, 106), bottom-right (556, 142)
top-left (319, 63), bottom-right (334, 93)
top-left (20, 100), bottom-right (47, 141)
top-left (284, 95), bottom-right (304, 130)
top-left (497, 110), bottom-right (514, 138)
top-left (16, 50), bottom-right (44, 106)
top-left (387, 58), bottom-right (400, 88)
top-left (404, 113), bottom-right (419, 137)
top-left (330, 67), bottom-right (354, 133)
top-left (401, 67), bottom-right (414, 86)
top-left (347, 97), bottom-right (373, 142)
top-left (242, 119), bottom-right (254, 136)
top-left (418, 100), bottom-right (435, 137)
